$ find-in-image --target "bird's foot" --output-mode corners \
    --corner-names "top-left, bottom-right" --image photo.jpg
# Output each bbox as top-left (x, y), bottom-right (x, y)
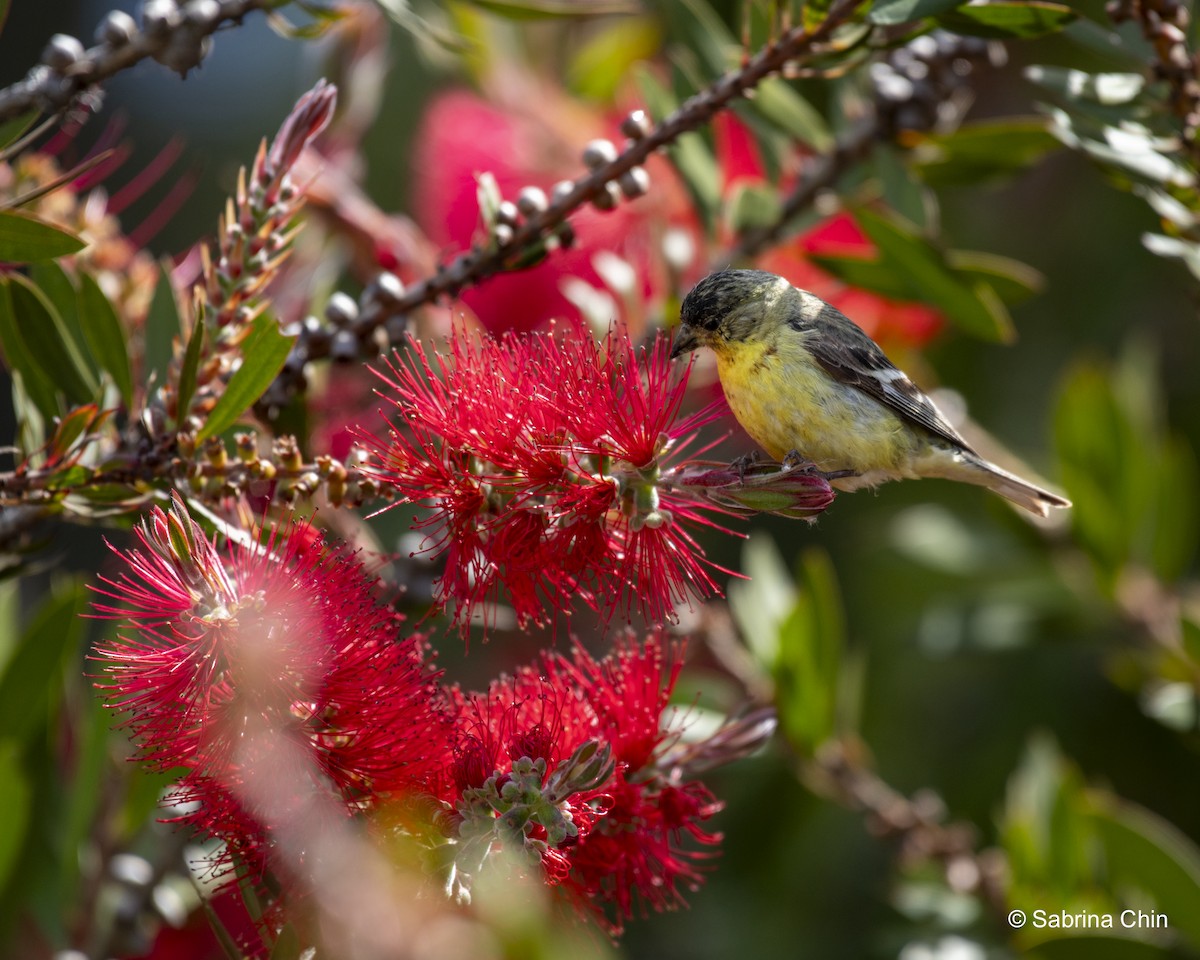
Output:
top-left (781, 450), bottom-right (817, 472)
top-left (732, 450), bottom-right (765, 481)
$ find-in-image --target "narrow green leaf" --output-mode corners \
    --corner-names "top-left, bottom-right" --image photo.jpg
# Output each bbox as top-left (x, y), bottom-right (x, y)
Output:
top-left (78, 273), bottom-right (135, 410)
top-left (728, 534), bottom-right (797, 670)
top-left (946, 250), bottom-right (1045, 306)
top-left (47, 404), bottom-right (98, 463)
top-left (567, 17), bottom-right (662, 102)
top-left (854, 207), bottom-right (1015, 341)
top-left (461, 0), bottom-right (637, 18)
top-left (911, 117), bottom-right (1063, 186)
top-left (30, 262), bottom-right (101, 391)
top-left (176, 316), bottom-right (207, 425)
top-left (143, 260), bottom-right (180, 388)
top-left (60, 692), bottom-right (110, 908)
top-left (197, 314), bottom-right (294, 441)
top-left (869, 0), bottom-right (963, 25)
top-left (0, 210), bottom-right (86, 262)
top-left (753, 78), bottom-right (833, 152)
top-left (0, 739), bottom-right (30, 892)
top-left (673, 0), bottom-right (737, 79)
top-left (0, 280), bottom-right (58, 419)
top-left (1149, 436), bottom-right (1199, 583)
top-left (0, 580), bottom-right (86, 744)
top-left (937, 1), bottom-right (1076, 39)
top-left (1025, 67), bottom-right (1146, 106)
top-left (1088, 792), bottom-right (1200, 948)
top-left (7, 273), bottom-right (98, 403)
top-left (725, 182), bottom-right (783, 234)
top-left (0, 109), bottom-right (37, 151)
top-left (808, 253), bottom-right (914, 300)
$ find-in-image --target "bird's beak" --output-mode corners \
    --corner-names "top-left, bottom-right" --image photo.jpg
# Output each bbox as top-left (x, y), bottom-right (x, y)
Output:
top-left (670, 324), bottom-right (700, 360)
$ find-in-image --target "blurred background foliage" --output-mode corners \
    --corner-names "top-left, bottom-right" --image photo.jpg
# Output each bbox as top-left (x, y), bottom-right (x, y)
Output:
top-left (0, 0), bottom-right (1198, 957)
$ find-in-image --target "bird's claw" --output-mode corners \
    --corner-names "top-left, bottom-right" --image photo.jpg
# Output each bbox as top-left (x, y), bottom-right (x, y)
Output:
top-left (781, 450), bottom-right (815, 472)
top-left (732, 450), bottom-right (765, 481)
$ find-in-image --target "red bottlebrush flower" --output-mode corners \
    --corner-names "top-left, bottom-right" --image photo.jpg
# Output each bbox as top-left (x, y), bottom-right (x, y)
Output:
top-left (439, 633), bottom-right (722, 934)
top-left (92, 495), bottom-right (449, 882)
top-left (411, 88), bottom-right (693, 335)
top-left (361, 326), bottom-right (734, 632)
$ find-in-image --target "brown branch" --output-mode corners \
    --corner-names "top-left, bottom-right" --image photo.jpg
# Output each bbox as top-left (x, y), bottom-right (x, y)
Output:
top-left (0, 0), bottom-right (281, 126)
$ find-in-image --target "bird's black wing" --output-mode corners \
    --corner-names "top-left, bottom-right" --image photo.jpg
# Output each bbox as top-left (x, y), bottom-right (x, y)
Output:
top-left (795, 301), bottom-right (975, 452)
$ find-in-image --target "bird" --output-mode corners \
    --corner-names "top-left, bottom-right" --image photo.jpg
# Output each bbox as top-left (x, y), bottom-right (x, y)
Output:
top-left (670, 269), bottom-right (1071, 517)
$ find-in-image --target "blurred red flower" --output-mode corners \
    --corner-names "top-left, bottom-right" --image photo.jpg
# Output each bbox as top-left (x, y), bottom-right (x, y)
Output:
top-left (412, 88), bottom-right (691, 335)
top-left (93, 496), bottom-right (448, 883)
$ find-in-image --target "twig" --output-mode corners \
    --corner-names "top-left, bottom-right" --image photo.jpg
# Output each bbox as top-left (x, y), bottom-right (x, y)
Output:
top-left (0, 0), bottom-right (279, 127)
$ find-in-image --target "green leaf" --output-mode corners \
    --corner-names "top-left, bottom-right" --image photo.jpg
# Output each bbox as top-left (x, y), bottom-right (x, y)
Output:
top-left (197, 314), bottom-right (294, 442)
top-left (60, 689), bottom-right (110, 908)
top-left (726, 182), bottom-right (783, 234)
top-left (1025, 67), bottom-right (1146, 106)
top-left (7, 273), bottom-right (98, 404)
top-left (869, 0), bottom-right (963, 25)
top-left (0, 210), bottom-right (85, 262)
top-left (752, 78), bottom-right (833, 152)
top-left (808, 252), bottom-right (914, 300)
top-left (0, 280), bottom-right (58, 419)
top-left (854, 207), bottom-right (1016, 341)
top-left (1025, 938), bottom-right (1177, 960)
top-left (143, 260), bottom-right (180, 388)
top-left (0, 109), bottom-right (37, 151)
top-left (176, 315), bottom-right (206, 425)
top-left (671, 0), bottom-right (737, 80)
top-left (937, 1), bottom-right (1077, 39)
top-left (1142, 233), bottom-right (1200, 282)
top-left (460, 0), bottom-right (637, 18)
top-left (567, 17), bottom-right (661, 102)
top-left (47, 404), bottom-right (98, 464)
top-left (77, 272), bottom-right (135, 410)
top-left (30, 261), bottom-right (101, 392)
top-left (946, 250), bottom-right (1045, 306)
top-left (773, 549), bottom-right (845, 753)
top-left (728, 534), bottom-right (797, 671)
top-left (1088, 793), bottom-right (1200, 949)
top-left (1150, 437), bottom-right (1198, 582)
top-left (0, 580), bottom-right (86, 744)
top-left (0, 740), bottom-right (30, 893)
top-left (911, 117), bottom-right (1063, 186)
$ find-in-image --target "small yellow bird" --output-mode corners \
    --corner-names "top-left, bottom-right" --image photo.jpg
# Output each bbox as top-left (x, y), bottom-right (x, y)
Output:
top-left (671, 269), bottom-right (1071, 517)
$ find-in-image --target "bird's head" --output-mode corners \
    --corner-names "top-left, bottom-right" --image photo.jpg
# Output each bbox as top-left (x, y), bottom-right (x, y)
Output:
top-left (670, 269), bottom-right (794, 359)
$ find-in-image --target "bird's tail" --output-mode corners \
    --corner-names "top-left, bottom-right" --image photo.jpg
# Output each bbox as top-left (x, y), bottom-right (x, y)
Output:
top-left (962, 452), bottom-right (1071, 518)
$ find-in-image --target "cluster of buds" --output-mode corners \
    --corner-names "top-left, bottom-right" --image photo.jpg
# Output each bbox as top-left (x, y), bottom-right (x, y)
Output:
top-left (172, 430), bottom-right (387, 506)
top-left (166, 80), bottom-right (336, 428)
top-left (1108, 0), bottom-right (1200, 150)
top-left (360, 325), bottom-right (834, 632)
top-left (871, 30), bottom-right (1003, 135)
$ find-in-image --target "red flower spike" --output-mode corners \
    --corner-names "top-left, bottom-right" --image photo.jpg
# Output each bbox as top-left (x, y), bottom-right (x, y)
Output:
top-left (439, 633), bottom-right (722, 934)
top-left (91, 496), bottom-right (449, 885)
top-left (362, 326), bottom-right (733, 632)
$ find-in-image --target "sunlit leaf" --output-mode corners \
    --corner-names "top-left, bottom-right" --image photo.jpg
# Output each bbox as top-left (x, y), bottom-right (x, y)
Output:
top-left (946, 250), bottom-right (1045, 306)
top-left (77, 273), bottom-right (135, 410)
top-left (567, 17), bottom-right (661, 102)
top-left (753, 78), bottom-right (833, 152)
top-left (726, 182), bottom-right (782, 234)
top-left (869, 0), bottom-right (963, 25)
top-left (937, 0), bottom-right (1076, 38)
top-left (197, 313), bottom-right (294, 441)
top-left (461, 0), bottom-right (637, 17)
top-left (0, 210), bottom-right (85, 262)
top-left (1088, 792), bottom-right (1200, 948)
top-left (773, 549), bottom-right (845, 753)
top-left (729, 534), bottom-right (797, 670)
top-left (47, 404), bottom-right (99, 465)
top-left (911, 117), bottom-right (1063, 186)
top-left (1025, 67), bottom-right (1146, 106)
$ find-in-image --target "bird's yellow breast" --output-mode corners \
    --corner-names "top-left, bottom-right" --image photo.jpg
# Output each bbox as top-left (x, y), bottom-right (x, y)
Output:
top-left (712, 330), bottom-right (917, 473)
